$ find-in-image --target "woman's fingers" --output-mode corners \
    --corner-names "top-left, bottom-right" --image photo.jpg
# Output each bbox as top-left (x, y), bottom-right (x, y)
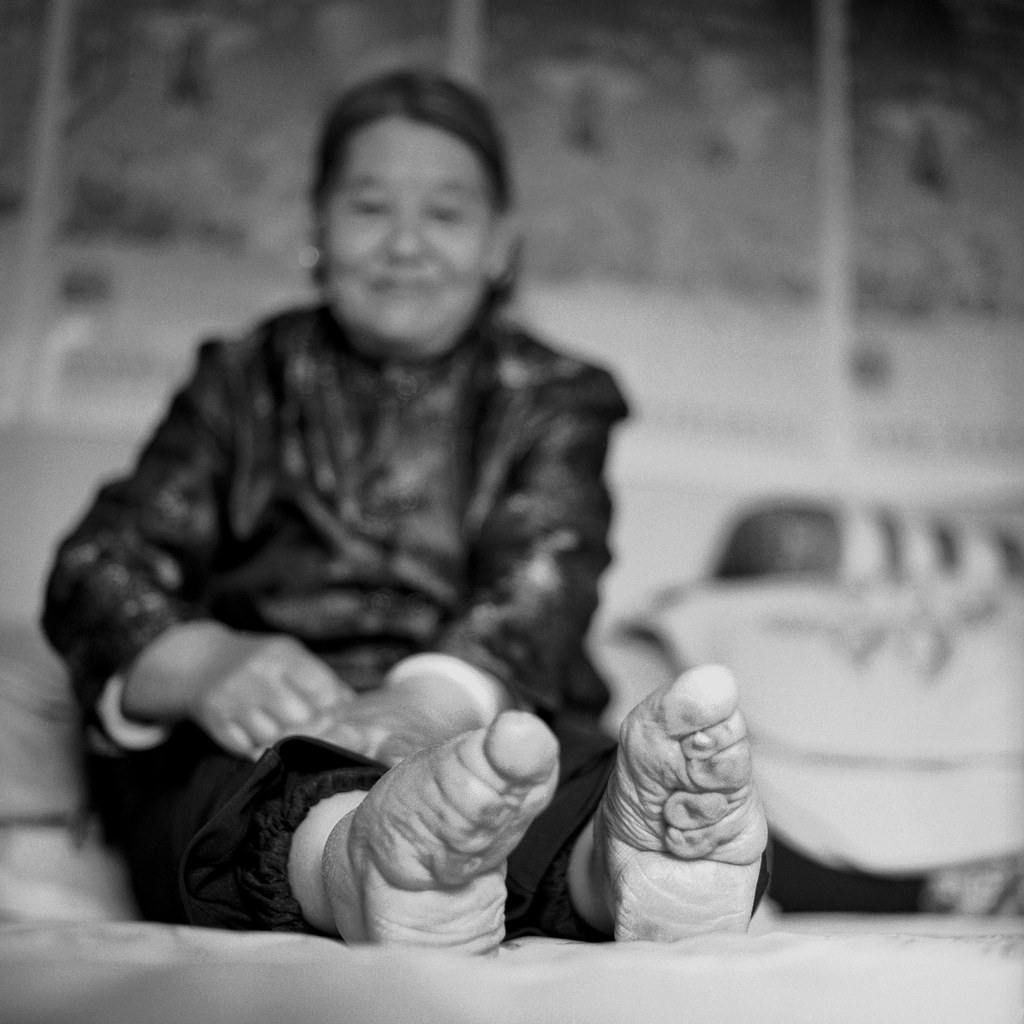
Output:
top-left (244, 642), bottom-right (349, 725)
top-left (219, 701), bottom-right (313, 760)
top-left (269, 685), bottom-right (319, 726)
top-left (285, 659), bottom-right (354, 713)
top-left (194, 638), bottom-right (351, 754)
top-left (247, 706), bottom-right (286, 745)
top-left (219, 721), bottom-right (263, 760)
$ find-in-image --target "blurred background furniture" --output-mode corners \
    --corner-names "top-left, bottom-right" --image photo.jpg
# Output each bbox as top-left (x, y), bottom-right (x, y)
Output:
top-left (609, 499), bottom-right (1024, 915)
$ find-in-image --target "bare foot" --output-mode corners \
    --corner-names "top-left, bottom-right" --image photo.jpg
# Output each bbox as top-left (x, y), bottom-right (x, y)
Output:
top-left (571, 665), bottom-right (768, 941)
top-left (320, 711), bottom-right (559, 954)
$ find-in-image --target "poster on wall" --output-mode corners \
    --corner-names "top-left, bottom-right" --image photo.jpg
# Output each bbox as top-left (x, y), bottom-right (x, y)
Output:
top-left (486, 0), bottom-right (826, 462)
top-left (843, 1), bottom-right (1024, 469)
top-left (480, 0), bottom-right (1024, 478)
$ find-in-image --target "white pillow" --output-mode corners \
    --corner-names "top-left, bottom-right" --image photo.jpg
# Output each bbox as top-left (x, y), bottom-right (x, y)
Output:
top-left (641, 573), bottom-right (1024, 875)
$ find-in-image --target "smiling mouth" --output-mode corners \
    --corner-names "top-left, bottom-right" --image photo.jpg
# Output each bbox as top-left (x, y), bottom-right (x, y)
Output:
top-left (372, 278), bottom-right (435, 293)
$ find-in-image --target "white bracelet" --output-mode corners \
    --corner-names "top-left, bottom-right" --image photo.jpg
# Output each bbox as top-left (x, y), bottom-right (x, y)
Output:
top-left (384, 654), bottom-right (511, 725)
top-left (96, 675), bottom-right (172, 750)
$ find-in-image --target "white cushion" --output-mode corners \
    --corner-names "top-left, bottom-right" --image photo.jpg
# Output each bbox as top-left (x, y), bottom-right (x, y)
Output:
top-left (642, 566), bottom-right (1024, 874)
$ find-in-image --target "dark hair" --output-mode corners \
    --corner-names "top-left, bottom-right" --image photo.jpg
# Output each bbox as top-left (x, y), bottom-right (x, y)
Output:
top-left (311, 69), bottom-right (513, 213)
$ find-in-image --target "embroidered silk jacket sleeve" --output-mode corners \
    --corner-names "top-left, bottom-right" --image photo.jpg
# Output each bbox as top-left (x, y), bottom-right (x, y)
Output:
top-left (41, 333), bottom-right (238, 713)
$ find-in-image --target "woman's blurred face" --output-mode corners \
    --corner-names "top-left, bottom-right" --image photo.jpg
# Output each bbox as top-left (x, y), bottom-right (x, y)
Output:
top-left (319, 116), bottom-right (511, 361)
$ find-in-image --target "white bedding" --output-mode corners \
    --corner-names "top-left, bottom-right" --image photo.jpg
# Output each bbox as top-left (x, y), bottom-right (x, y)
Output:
top-left (1, 917), bottom-right (1022, 1024)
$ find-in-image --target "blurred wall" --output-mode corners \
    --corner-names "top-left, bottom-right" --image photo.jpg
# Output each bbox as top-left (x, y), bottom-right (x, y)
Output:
top-left (1, 0), bottom-right (1022, 627)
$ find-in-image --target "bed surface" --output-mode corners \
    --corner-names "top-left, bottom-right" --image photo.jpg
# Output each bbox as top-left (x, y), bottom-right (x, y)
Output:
top-left (2, 915), bottom-right (1022, 1024)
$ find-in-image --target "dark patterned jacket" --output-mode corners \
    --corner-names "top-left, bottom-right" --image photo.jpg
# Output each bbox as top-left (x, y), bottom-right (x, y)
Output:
top-left (42, 304), bottom-right (630, 726)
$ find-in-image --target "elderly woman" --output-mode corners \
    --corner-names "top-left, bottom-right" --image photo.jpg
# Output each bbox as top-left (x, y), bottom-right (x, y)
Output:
top-left (42, 70), bottom-right (767, 951)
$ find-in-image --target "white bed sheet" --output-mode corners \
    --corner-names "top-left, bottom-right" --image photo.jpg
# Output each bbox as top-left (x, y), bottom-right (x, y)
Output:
top-left (1, 916), bottom-right (1022, 1024)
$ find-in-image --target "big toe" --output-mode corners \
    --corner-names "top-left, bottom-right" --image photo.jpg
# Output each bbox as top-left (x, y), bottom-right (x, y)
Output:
top-left (658, 664), bottom-right (740, 738)
top-left (483, 710), bottom-right (560, 784)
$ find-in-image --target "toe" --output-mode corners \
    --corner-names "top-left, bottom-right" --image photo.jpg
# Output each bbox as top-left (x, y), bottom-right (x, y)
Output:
top-left (685, 742), bottom-right (753, 792)
top-left (659, 665), bottom-right (740, 738)
top-left (679, 711), bottom-right (747, 758)
top-left (664, 791), bottom-right (765, 862)
top-left (664, 790), bottom-right (730, 829)
top-left (664, 821), bottom-right (722, 858)
top-left (651, 663), bottom-right (741, 737)
top-left (483, 711), bottom-right (560, 784)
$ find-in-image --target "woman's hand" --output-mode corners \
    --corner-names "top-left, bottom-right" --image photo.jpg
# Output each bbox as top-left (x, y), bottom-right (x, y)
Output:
top-left (123, 621), bottom-right (352, 759)
top-left (190, 634), bottom-right (355, 759)
top-left (124, 628), bottom-right (512, 765)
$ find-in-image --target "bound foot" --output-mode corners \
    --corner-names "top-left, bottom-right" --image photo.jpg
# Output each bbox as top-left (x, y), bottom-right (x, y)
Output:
top-left (320, 711), bottom-right (559, 954)
top-left (571, 665), bottom-right (767, 941)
